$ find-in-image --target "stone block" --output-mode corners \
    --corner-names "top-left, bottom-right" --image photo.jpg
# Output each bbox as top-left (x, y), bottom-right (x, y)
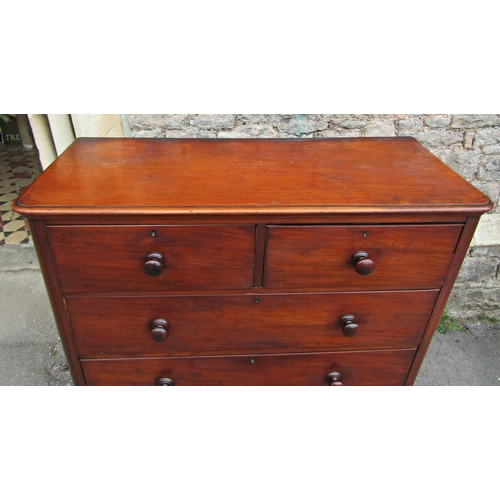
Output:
top-left (163, 115), bottom-right (190, 130)
top-left (321, 129), bottom-right (361, 138)
top-left (324, 114), bottom-right (351, 122)
top-left (163, 128), bottom-right (216, 139)
top-left (456, 255), bottom-right (498, 283)
top-left (482, 145), bottom-right (500, 155)
top-left (404, 130), bottom-right (463, 148)
top-left (189, 114), bottom-right (235, 130)
top-left (218, 125), bottom-right (278, 138)
top-left (236, 114), bottom-right (293, 125)
top-left (127, 114), bottom-right (150, 130)
top-left (451, 114), bottom-right (500, 128)
top-left (131, 129), bottom-right (164, 138)
top-left (275, 116), bottom-right (328, 136)
top-left (333, 119), bottom-right (367, 129)
top-left (127, 114), bottom-right (189, 131)
top-left (471, 214), bottom-right (500, 247)
top-left (364, 122), bottom-right (396, 137)
top-left (448, 283), bottom-right (500, 320)
top-left (236, 115), bottom-right (268, 124)
top-left (446, 282), bottom-right (500, 320)
top-left (478, 155), bottom-right (500, 181)
top-left (397, 119), bottom-right (423, 130)
top-left (433, 148), bottom-right (481, 180)
top-left (463, 131), bottom-right (474, 149)
top-left (425, 116), bottom-right (451, 128)
top-left (278, 132), bottom-right (315, 139)
top-left (474, 128), bottom-right (500, 146)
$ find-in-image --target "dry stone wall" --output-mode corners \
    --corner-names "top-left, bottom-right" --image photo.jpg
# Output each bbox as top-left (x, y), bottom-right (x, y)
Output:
top-left (126, 114), bottom-right (500, 320)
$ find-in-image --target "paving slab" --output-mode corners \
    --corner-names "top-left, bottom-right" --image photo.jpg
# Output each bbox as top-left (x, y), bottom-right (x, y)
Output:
top-left (415, 322), bottom-right (500, 386)
top-left (0, 244), bottom-right (39, 270)
top-left (0, 268), bottom-right (72, 385)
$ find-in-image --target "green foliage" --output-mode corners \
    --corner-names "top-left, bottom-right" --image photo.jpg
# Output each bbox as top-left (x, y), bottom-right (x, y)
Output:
top-left (477, 315), bottom-right (499, 325)
top-left (436, 313), bottom-right (463, 334)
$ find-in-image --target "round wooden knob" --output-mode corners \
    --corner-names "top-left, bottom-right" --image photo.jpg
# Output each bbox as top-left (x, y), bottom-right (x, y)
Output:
top-left (144, 252), bottom-right (164, 276)
top-left (157, 377), bottom-right (174, 386)
top-left (340, 314), bottom-right (358, 337)
top-left (150, 318), bottom-right (169, 342)
top-left (326, 372), bottom-right (343, 386)
top-left (352, 251), bottom-right (375, 275)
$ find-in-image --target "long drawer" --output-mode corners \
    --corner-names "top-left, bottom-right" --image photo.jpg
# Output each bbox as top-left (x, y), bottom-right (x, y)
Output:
top-left (47, 224), bottom-right (255, 293)
top-left (67, 290), bottom-right (438, 357)
top-left (265, 224), bottom-right (463, 290)
top-left (82, 349), bottom-right (417, 386)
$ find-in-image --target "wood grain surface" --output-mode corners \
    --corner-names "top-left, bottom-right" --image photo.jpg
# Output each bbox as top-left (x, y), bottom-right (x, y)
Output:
top-left (47, 224), bottom-right (255, 292)
top-left (81, 349), bottom-right (417, 386)
top-left (265, 224), bottom-right (463, 290)
top-left (14, 138), bottom-right (493, 216)
top-left (67, 290), bottom-right (438, 357)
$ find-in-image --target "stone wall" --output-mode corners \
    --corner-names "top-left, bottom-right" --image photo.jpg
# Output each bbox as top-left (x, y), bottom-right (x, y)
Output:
top-left (126, 114), bottom-right (500, 320)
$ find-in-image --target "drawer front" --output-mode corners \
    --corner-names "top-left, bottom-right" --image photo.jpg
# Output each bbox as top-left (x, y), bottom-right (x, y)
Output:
top-left (81, 349), bottom-right (416, 386)
top-left (67, 290), bottom-right (437, 358)
top-left (265, 224), bottom-right (462, 290)
top-left (48, 224), bottom-right (255, 292)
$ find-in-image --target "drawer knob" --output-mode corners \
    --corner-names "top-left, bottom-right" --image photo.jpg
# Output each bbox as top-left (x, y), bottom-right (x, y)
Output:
top-left (340, 314), bottom-right (358, 337)
top-left (352, 251), bottom-right (375, 275)
top-left (150, 318), bottom-right (169, 342)
top-left (144, 252), bottom-right (164, 276)
top-left (157, 377), bottom-right (174, 386)
top-left (326, 372), bottom-right (343, 386)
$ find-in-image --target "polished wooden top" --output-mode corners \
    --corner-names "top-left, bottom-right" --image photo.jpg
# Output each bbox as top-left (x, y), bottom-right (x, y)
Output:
top-left (14, 137), bottom-right (493, 216)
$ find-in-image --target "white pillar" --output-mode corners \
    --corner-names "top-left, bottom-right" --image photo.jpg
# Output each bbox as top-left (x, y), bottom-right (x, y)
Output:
top-left (27, 114), bottom-right (57, 169)
top-left (47, 114), bottom-right (75, 155)
top-left (71, 114), bottom-right (125, 138)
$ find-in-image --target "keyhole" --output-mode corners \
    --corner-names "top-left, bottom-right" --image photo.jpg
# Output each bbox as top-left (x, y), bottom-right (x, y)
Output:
top-left (151, 230), bottom-right (157, 237)
top-left (363, 231), bottom-right (368, 237)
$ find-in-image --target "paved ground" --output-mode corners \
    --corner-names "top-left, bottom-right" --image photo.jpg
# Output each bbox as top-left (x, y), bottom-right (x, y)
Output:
top-left (1, 245), bottom-right (499, 386)
top-left (415, 321), bottom-right (500, 386)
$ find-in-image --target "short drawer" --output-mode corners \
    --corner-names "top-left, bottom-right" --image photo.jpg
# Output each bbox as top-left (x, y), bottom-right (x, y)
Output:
top-left (81, 349), bottom-right (416, 386)
top-left (67, 290), bottom-right (437, 358)
top-left (48, 224), bottom-right (255, 293)
top-left (265, 224), bottom-right (462, 290)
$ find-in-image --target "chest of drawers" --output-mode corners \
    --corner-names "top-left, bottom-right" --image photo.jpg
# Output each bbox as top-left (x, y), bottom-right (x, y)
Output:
top-left (13, 137), bottom-right (492, 385)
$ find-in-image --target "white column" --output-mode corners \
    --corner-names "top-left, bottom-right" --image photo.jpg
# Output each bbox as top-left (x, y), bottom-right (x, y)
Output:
top-left (27, 114), bottom-right (57, 169)
top-left (47, 114), bottom-right (75, 155)
top-left (71, 114), bottom-right (125, 138)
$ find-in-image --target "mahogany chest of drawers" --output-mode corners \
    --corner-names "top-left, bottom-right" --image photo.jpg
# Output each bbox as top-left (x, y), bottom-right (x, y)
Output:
top-left (14, 137), bottom-right (492, 385)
